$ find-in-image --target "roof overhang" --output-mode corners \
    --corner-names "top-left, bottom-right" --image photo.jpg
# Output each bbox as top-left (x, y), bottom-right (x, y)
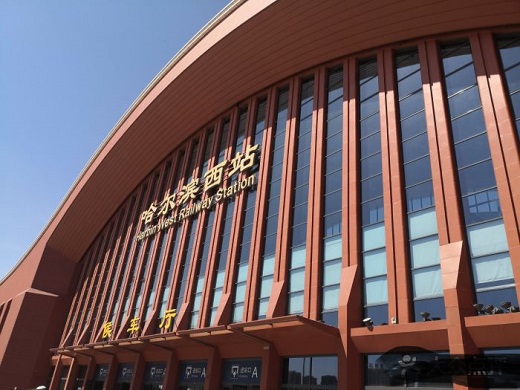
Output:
top-left (51, 315), bottom-right (341, 362)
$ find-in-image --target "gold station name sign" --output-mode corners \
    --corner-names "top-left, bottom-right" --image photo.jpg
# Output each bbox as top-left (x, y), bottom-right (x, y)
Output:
top-left (135, 144), bottom-right (260, 242)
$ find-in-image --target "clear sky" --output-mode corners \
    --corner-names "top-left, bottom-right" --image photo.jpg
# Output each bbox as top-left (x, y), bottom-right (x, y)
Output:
top-left (0, 0), bottom-right (231, 280)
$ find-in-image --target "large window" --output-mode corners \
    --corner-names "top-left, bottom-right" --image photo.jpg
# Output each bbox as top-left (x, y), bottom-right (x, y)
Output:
top-left (441, 41), bottom-right (516, 308)
top-left (282, 356), bottom-right (338, 389)
top-left (287, 78), bottom-right (314, 315)
top-left (173, 141), bottom-right (202, 314)
top-left (156, 150), bottom-right (186, 331)
top-left (232, 98), bottom-right (267, 322)
top-left (204, 120), bottom-right (231, 326)
top-left (359, 58), bottom-right (388, 325)
top-left (189, 130), bottom-right (216, 327)
top-left (207, 109), bottom-right (248, 325)
top-left (321, 68), bottom-right (343, 327)
top-left (257, 87), bottom-right (289, 319)
top-left (482, 349), bottom-right (520, 389)
top-left (190, 211), bottom-right (215, 328)
top-left (395, 50), bottom-right (445, 321)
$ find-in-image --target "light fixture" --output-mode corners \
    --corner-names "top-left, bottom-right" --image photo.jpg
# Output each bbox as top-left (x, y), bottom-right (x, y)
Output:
top-left (362, 317), bottom-right (374, 327)
top-left (483, 305), bottom-right (495, 314)
top-left (420, 311), bottom-right (431, 321)
top-left (501, 301), bottom-right (519, 313)
top-left (473, 303), bottom-right (484, 315)
top-left (484, 305), bottom-right (503, 315)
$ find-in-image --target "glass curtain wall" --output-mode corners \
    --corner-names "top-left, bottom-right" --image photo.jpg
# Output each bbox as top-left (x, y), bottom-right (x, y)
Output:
top-left (142, 160), bottom-right (173, 322)
top-left (359, 59), bottom-right (388, 325)
top-left (287, 78), bottom-right (314, 315)
top-left (440, 41), bottom-right (516, 307)
top-left (207, 110), bottom-right (248, 325)
top-left (395, 50), bottom-right (445, 321)
top-left (256, 87), bottom-right (289, 319)
top-left (190, 129), bottom-right (217, 328)
top-left (174, 139), bottom-right (205, 314)
top-left (232, 99), bottom-right (267, 322)
top-left (321, 68), bottom-right (343, 326)
top-left (157, 150), bottom-right (186, 331)
top-left (203, 120), bottom-right (231, 325)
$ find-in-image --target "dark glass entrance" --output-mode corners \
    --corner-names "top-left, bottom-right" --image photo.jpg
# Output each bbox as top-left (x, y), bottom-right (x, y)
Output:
top-left (90, 364), bottom-right (108, 390)
top-left (114, 363), bottom-right (134, 390)
top-left (143, 362), bottom-right (166, 390)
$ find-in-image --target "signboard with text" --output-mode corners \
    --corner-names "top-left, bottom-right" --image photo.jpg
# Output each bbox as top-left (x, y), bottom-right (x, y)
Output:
top-left (180, 361), bottom-right (207, 383)
top-left (144, 362), bottom-right (166, 382)
top-left (222, 359), bottom-right (262, 384)
top-left (95, 364), bottom-right (109, 381)
top-left (117, 363), bottom-right (134, 382)
top-left (135, 144), bottom-right (260, 242)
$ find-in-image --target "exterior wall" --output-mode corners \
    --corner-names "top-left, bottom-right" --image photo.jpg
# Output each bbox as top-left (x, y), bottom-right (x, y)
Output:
top-left (0, 1), bottom-right (519, 389)
top-left (49, 30), bottom-right (520, 389)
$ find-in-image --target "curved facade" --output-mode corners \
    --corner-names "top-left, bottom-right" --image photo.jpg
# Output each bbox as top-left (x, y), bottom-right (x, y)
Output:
top-left (1, 0), bottom-right (520, 389)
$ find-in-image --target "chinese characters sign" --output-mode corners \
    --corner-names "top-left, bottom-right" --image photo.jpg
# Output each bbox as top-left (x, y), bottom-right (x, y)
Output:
top-left (135, 144), bottom-right (260, 242)
top-left (101, 308), bottom-right (176, 340)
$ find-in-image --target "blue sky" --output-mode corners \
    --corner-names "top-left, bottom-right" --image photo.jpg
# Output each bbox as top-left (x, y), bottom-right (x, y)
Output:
top-left (0, 0), bottom-right (231, 280)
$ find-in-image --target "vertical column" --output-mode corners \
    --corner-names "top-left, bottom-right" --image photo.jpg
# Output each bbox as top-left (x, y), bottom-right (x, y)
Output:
top-left (244, 87), bottom-right (276, 321)
top-left (378, 51), bottom-right (398, 325)
top-left (215, 105), bottom-right (250, 325)
top-left (268, 78), bottom-right (298, 318)
top-left (339, 57), bottom-right (363, 390)
top-left (49, 355), bottom-right (64, 390)
top-left (204, 348), bottom-right (222, 390)
top-left (253, 86), bottom-right (290, 320)
top-left (259, 344), bottom-right (280, 389)
top-left (394, 48), bottom-right (445, 322)
top-left (151, 149), bottom-right (186, 334)
top-left (198, 119), bottom-right (229, 328)
top-left (170, 138), bottom-right (203, 330)
top-left (93, 204), bottom-right (132, 341)
top-left (134, 161), bottom-right (173, 330)
top-left (105, 189), bottom-right (143, 339)
top-left (201, 114), bottom-right (235, 327)
top-left (74, 238), bottom-right (104, 344)
top-left (382, 48), bottom-right (413, 324)
top-left (161, 350), bottom-right (179, 389)
top-left (114, 180), bottom-right (153, 339)
top-left (59, 250), bottom-right (90, 346)
top-left (422, 40), bottom-right (480, 383)
top-left (130, 353), bottom-right (145, 390)
top-left (307, 68), bottom-right (325, 320)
